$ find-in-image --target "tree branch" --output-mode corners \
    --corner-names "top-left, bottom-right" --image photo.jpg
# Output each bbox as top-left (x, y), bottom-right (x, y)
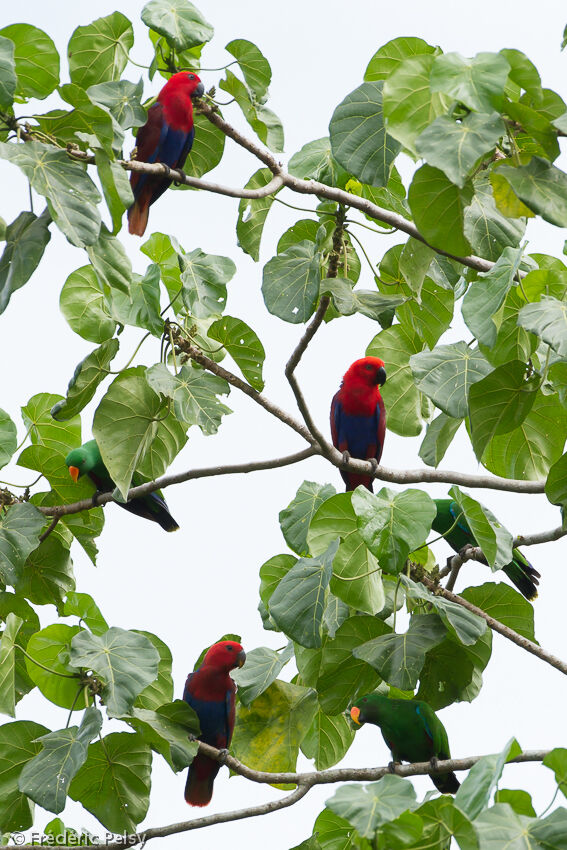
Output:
top-left (17, 744), bottom-right (549, 849)
top-left (37, 449), bottom-right (316, 518)
top-left (422, 576), bottom-right (567, 676)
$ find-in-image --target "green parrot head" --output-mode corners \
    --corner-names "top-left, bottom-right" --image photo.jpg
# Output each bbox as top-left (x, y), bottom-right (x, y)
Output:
top-left (65, 440), bottom-right (101, 483)
top-left (350, 692), bottom-right (383, 726)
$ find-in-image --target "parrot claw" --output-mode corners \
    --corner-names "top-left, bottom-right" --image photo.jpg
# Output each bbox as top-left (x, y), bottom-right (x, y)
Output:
top-left (217, 748), bottom-right (229, 764)
top-left (188, 733), bottom-right (197, 742)
top-left (341, 450), bottom-right (351, 465)
top-left (387, 761), bottom-right (398, 774)
top-left (173, 167), bottom-right (187, 186)
top-left (367, 458), bottom-right (378, 474)
top-left (91, 490), bottom-right (103, 507)
top-left (429, 756), bottom-right (439, 770)
top-left (161, 163), bottom-right (174, 180)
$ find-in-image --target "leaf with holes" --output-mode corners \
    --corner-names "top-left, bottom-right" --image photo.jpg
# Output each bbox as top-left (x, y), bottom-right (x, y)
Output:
top-left (146, 362), bottom-right (231, 435)
top-left (0, 503), bottom-right (44, 587)
top-left (179, 247), bottom-right (235, 318)
top-left (262, 240), bottom-right (321, 324)
top-left (237, 168), bottom-right (280, 261)
top-left (208, 315), bottom-right (265, 390)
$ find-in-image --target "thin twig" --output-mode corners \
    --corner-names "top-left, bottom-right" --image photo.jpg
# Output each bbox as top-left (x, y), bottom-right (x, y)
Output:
top-left (38, 515), bottom-right (60, 543)
top-left (421, 576), bottom-right (567, 676)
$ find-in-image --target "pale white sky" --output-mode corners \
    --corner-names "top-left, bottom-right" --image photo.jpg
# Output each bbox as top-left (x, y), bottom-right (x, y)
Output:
top-left (2, 1), bottom-right (567, 847)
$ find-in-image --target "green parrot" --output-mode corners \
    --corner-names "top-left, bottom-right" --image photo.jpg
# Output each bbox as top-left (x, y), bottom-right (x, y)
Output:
top-left (65, 439), bottom-right (179, 532)
top-left (432, 499), bottom-right (539, 601)
top-left (350, 692), bottom-right (460, 794)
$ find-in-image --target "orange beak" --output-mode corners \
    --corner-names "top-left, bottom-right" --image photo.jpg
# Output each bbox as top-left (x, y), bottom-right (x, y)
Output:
top-left (68, 466), bottom-right (80, 483)
top-left (350, 706), bottom-right (361, 725)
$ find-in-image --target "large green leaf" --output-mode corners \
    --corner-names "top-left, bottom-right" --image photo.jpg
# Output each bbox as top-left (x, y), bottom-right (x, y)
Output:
top-left (21, 391), bottom-right (81, 454)
top-left (352, 487), bottom-right (436, 575)
top-left (417, 629), bottom-right (492, 710)
top-left (208, 315), bottom-right (265, 390)
top-left (447, 486), bottom-right (514, 570)
top-left (543, 748), bottom-right (567, 800)
top-left (455, 738), bottom-right (521, 819)
top-left (482, 390), bottom-right (567, 479)
top-left (109, 265), bottom-right (163, 337)
top-left (469, 361), bottom-right (540, 459)
top-left (51, 339), bottom-right (120, 422)
top-left (353, 613), bottom-right (446, 689)
top-left (307, 493), bottom-right (385, 615)
top-left (0, 141), bottom-right (101, 247)
top-left (179, 247), bottom-right (235, 318)
top-left (301, 709), bottom-right (355, 771)
top-left (495, 157), bottom-right (567, 227)
top-left (92, 366), bottom-right (163, 499)
top-left (94, 149), bottom-right (133, 234)
top-left (70, 627), bottom-right (160, 717)
top-left (402, 577), bottom-right (487, 645)
top-left (279, 481), bottom-right (337, 557)
top-left (133, 630), bottom-right (173, 710)
top-left (25, 624), bottom-right (83, 709)
top-left (0, 408), bottom-right (18, 468)
top-left (262, 240), bottom-right (321, 324)
top-left (408, 164), bottom-right (473, 255)
top-left (63, 592), bottom-right (108, 637)
top-left (57, 82), bottom-right (120, 158)
top-left (366, 324), bottom-right (425, 436)
top-left (141, 231), bottom-right (182, 301)
top-left (323, 277), bottom-right (405, 322)
top-left (231, 680), bottom-right (317, 782)
top-left (18, 707), bottom-right (102, 814)
top-left (411, 796), bottom-right (479, 850)
top-left (462, 246), bottom-right (523, 346)
top-left (0, 209), bottom-right (51, 315)
top-left (0, 720), bottom-right (49, 832)
top-left (430, 51), bottom-right (510, 112)
top-left (518, 295), bottom-right (567, 358)
top-left (220, 69), bottom-right (284, 152)
top-left (316, 615), bottom-right (388, 714)
top-left (326, 776), bottom-right (417, 839)
top-left (231, 644), bottom-right (294, 706)
top-left (329, 81), bottom-right (401, 187)
top-left (382, 54), bottom-right (449, 154)
top-left (479, 286), bottom-right (537, 367)
top-left (68, 12), bottom-right (134, 88)
top-left (0, 593), bottom-right (40, 707)
top-left (365, 36), bottom-right (438, 81)
top-left (146, 362), bottom-right (231, 435)
top-left (419, 412), bottom-right (463, 468)
top-left (141, 0), bottom-right (213, 50)
top-left (226, 38), bottom-right (271, 100)
top-left (17, 535), bottom-right (75, 607)
top-left (59, 265), bottom-right (116, 343)
top-left (0, 503), bottom-right (44, 586)
top-left (122, 702), bottom-right (199, 771)
top-left (546, 452), bottom-right (567, 509)
top-left (461, 584), bottom-right (535, 641)
top-left (87, 79), bottom-right (145, 130)
top-left (0, 36), bottom-right (16, 109)
top-left (259, 554), bottom-right (297, 608)
top-left (69, 732), bottom-right (151, 832)
top-left (0, 613), bottom-right (22, 717)
top-left (464, 175), bottom-right (525, 261)
top-left (87, 225), bottom-right (131, 295)
top-left (288, 137), bottom-right (348, 187)
top-left (269, 540), bottom-right (338, 648)
top-left (416, 112), bottom-right (504, 188)
top-left (410, 341), bottom-right (492, 418)
top-left (236, 168), bottom-right (280, 261)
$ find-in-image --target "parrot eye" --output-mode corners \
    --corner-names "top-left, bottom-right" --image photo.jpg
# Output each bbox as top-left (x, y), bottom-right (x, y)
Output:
top-left (188, 73), bottom-right (196, 80)
top-left (226, 646), bottom-right (233, 651)
top-left (364, 364), bottom-right (373, 371)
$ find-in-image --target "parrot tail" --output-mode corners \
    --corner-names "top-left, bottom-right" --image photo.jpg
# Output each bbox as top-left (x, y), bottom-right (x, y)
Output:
top-left (432, 771), bottom-right (460, 794)
top-left (184, 753), bottom-right (220, 806)
top-left (341, 471), bottom-right (374, 493)
top-left (503, 551), bottom-right (540, 601)
top-left (127, 184), bottom-right (153, 236)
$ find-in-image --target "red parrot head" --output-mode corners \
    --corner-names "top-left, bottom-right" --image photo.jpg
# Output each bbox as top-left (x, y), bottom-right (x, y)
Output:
top-left (201, 640), bottom-right (246, 671)
top-left (342, 356), bottom-right (386, 388)
top-left (159, 71), bottom-right (204, 101)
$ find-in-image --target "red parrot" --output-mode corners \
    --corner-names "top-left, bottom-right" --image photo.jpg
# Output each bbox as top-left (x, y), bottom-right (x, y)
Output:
top-left (330, 356), bottom-right (387, 492)
top-left (128, 71), bottom-right (204, 236)
top-left (183, 640), bottom-right (246, 806)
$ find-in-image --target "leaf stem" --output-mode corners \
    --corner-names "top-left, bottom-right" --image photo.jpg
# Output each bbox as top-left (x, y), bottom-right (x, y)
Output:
top-left (15, 644), bottom-right (80, 679)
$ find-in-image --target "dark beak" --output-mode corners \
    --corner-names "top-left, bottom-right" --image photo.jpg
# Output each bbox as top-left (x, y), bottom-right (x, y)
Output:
top-left (376, 366), bottom-right (386, 386)
top-left (236, 649), bottom-right (246, 668)
top-left (193, 82), bottom-right (205, 98)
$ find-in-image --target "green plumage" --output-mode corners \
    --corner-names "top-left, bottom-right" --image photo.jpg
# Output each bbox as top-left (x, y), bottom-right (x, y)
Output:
top-left (432, 499), bottom-right (539, 600)
top-left (65, 440), bottom-right (179, 532)
top-left (352, 693), bottom-right (460, 794)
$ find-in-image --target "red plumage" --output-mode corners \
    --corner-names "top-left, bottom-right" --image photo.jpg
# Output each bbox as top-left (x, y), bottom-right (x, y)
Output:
top-left (183, 640), bottom-right (245, 806)
top-left (128, 71), bottom-right (204, 236)
top-left (330, 356), bottom-right (387, 491)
